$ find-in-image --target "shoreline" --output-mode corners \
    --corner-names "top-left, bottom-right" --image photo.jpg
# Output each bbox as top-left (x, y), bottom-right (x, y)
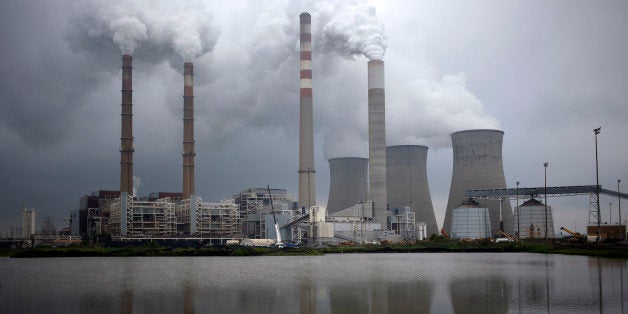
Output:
top-left (3, 241), bottom-right (627, 259)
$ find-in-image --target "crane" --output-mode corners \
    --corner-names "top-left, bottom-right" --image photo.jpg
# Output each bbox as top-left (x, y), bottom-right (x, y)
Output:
top-left (267, 185), bottom-right (283, 248)
top-left (560, 226), bottom-right (585, 242)
top-left (498, 230), bottom-right (516, 242)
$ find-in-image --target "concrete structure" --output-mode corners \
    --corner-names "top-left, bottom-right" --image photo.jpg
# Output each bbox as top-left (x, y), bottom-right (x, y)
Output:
top-left (21, 207), bottom-right (37, 239)
top-left (235, 188), bottom-right (297, 239)
top-left (513, 198), bottom-right (554, 239)
top-left (444, 129), bottom-right (513, 236)
top-left (386, 145), bottom-right (438, 236)
top-left (368, 60), bottom-right (387, 226)
top-left (327, 157), bottom-right (369, 214)
top-left (298, 12), bottom-right (316, 210)
top-left (450, 199), bottom-right (492, 239)
top-left (120, 55), bottom-right (134, 194)
top-left (182, 62), bottom-right (196, 198)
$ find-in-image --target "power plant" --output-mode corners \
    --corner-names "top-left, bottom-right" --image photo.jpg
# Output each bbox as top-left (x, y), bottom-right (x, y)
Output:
top-left (327, 157), bottom-right (369, 214)
top-left (367, 60), bottom-right (387, 226)
top-left (13, 11), bottom-right (622, 247)
top-left (298, 12), bottom-right (316, 211)
top-left (386, 145), bottom-right (438, 236)
top-left (444, 129), bottom-right (513, 236)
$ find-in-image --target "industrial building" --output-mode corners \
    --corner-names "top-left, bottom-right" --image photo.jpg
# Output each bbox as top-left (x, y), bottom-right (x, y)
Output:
top-left (386, 145), bottom-right (438, 236)
top-left (513, 198), bottom-right (554, 239)
top-left (444, 129), bottom-right (514, 236)
top-left (21, 207), bottom-right (37, 239)
top-left (327, 157), bottom-right (369, 214)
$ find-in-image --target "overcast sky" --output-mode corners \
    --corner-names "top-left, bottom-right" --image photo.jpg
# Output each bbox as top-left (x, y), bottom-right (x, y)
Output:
top-left (1, 0), bottom-right (627, 235)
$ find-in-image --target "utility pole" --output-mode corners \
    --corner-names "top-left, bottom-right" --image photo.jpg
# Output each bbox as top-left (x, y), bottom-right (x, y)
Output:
top-left (544, 162), bottom-right (549, 242)
top-left (594, 127), bottom-right (601, 245)
top-left (516, 180), bottom-right (520, 239)
top-left (618, 179), bottom-right (622, 240)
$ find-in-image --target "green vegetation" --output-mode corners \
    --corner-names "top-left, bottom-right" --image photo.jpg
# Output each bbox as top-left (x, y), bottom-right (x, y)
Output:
top-left (3, 240), bottom-right (627, 258)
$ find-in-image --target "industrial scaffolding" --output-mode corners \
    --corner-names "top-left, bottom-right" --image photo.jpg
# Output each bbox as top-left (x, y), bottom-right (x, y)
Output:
top-left (235, 188), bottom-right (296, 239)
top-left (110, 194), bottom-right (176, 237)
top-left (389, 210), bottom-right (417, 241)
top-left (196, 201), bottom-right (242, 238)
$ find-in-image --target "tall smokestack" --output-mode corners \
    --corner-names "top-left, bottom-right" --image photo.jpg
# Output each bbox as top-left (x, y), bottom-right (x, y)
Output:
top-left (443, 129), bottom-right (513, 236)
top-left (120, 55), bottom-right (134, 194)
top-left (368, 60), bottom-right (387, 226)
top-left (182, 62), bottom-right (195, 198)
top-left (298, 12), bottom-right (316, 210)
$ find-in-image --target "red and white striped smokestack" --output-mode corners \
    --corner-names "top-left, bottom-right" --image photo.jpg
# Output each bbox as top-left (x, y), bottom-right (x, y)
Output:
top-left (120, 55), bottom-right (134, 195)
top-left (298, 12), bottom-right (316, 210)
top-left (182, 62), bottom-right (195, 199)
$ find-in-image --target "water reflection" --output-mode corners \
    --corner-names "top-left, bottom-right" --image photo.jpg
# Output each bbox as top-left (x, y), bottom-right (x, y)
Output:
top-left (450, 275), bottom-right (510, 313)
top-left (0, 254), bottom-right (626, 313)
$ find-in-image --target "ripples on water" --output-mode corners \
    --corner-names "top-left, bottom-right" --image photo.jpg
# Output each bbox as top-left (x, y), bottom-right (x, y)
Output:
top-left (0, 253), bottom-right (625, 313)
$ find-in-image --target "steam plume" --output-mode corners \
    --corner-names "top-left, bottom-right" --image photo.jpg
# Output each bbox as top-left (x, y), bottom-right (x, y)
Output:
top-left (67, 0), bottom-right (219, 61)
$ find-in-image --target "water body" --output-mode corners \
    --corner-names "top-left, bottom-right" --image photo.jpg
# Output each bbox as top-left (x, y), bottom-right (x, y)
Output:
top-left (0, 253), bottom-right (625, 313)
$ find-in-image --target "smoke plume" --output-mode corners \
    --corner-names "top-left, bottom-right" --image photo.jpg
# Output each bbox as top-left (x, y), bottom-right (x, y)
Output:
top-left (388, 73), bottom-right (501, 148)
top-left (66, 0), bottom-right (219, 61)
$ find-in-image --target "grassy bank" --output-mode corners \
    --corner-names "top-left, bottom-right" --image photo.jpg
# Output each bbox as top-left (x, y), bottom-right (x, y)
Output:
top-left (4, 240), bottom-right (627, 258)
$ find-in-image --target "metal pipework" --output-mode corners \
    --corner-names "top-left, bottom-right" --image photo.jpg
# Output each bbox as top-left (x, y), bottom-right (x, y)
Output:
top-left (120, 55), bottom-right (134, 194)
top-left (182, 62), bottom-right (195, 199)
top-left (298, 12), bottom-right (316, 211)
top-left (368, 60), bottom-right (387, 226)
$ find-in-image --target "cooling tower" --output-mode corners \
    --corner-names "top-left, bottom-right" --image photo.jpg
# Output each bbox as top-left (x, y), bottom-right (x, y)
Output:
top-left (120, 55), bottom-right (134, 194)
top-left (368, 60), bottom-right (387, 226)
top-left (386, 145), bottom-right (438, 236)
top-left (444, 129), bottom-right (513, 236)
top-left (298, 12), bottom-right (316, 210)
top-left (327, 157), bottom-right (369, 214)
top-left (182, 62), bottom-right (195, 199)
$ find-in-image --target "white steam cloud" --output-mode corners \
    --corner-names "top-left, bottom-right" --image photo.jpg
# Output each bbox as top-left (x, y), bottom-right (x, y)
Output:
top-left (132, 176), bottom-right (142, 197)
top-left (297, 1), bottom-right (387, 60)
top-left (68, 0), bottom-right (219, 61)
top-left (388, 73), bottom-right (501, 148)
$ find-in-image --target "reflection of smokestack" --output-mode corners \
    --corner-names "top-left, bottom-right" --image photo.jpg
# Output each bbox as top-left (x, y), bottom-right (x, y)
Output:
top-left (387, 145), bottom-right (438, 236)
top-left (120, 55), bottom-right (134, 194)
top-left (443, 129), bottom-right (513, 236)
top-left (368, 60), bottom-right (387, 226)
top-left (327, 157), bottom-right (369, 214)
top-left (182, 62), bottom-right (195, 199)
top-left (298, 12), bottom-right (316, 210)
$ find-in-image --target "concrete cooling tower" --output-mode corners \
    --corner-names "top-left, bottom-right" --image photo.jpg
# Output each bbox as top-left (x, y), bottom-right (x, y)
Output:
top-left (327, 158), bottom-right (369, 214)
top-left (443, 129), bottom-right (513, 236)
top-left (386, 145), bottom-right (438, 236)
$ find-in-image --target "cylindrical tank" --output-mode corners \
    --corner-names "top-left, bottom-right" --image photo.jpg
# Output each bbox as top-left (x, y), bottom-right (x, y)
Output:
top-left (444, 129), bottom-right (513, 236)
top-left (368, 60), bottom-right (387, 226)
top-left (513, 198), bottom-right (554, 239)
top-left (386, 145), bottom-right (438, 236)
top-left (450, 199), bottom-right (492, 239)
top-left (327, 158), bottom-right (369, 214)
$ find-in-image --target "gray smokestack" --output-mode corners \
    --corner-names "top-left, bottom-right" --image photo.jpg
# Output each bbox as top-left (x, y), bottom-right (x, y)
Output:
top-left (368, 60), bottom-right (387, 226)
top-left (327, 157), bottom-right (369, 214)
top-left (182, 62), bottom-right (195, 199)
top-left (120, 55), bottom-right (134, 194)
top-left (298, 12), bottom-right (316, 210)
top-left (443, 129), bottom-right (513, 236)
top-left (386, 145), bottom-right (438, 236)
